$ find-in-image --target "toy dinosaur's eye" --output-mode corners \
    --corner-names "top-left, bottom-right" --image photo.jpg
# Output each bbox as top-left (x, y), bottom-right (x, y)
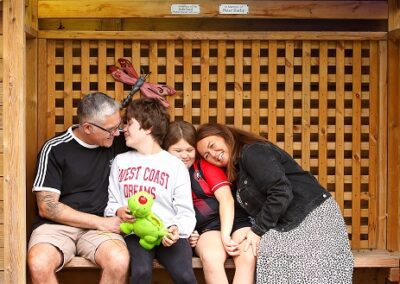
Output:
top-left (138, 196), bottom-right (147, 204)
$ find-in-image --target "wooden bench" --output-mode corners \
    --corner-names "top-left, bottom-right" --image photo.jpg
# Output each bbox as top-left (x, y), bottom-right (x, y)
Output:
top-left (64, 250), bottom-right (400, 283)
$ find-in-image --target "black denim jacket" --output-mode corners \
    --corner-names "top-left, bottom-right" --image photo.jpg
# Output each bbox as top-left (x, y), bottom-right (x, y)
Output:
top-left (235, 142), bottom-right (331, 236)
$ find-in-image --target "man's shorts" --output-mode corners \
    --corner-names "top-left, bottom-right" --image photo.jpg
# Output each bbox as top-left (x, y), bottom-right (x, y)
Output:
top-left (28, 224), bottom-right (125, 271)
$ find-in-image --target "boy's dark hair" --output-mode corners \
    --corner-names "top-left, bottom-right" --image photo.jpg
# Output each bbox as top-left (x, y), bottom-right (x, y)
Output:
top-left (126, 98), bottom-right (170, 145)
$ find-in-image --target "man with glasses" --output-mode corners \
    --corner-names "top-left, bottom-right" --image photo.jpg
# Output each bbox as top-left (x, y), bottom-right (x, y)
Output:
top-left (28, 92), bottom-right (130, 284)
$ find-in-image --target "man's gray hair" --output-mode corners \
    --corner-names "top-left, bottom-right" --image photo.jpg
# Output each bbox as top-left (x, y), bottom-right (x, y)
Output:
top-left (77, 92), bottom-right (120, 124)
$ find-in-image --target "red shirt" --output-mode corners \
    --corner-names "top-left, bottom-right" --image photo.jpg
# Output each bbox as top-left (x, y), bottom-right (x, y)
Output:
top-left (189, 159), bottom-right (231, 230)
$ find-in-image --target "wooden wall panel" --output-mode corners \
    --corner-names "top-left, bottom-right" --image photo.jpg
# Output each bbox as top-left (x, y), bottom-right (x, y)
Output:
top-left (38, 36), bottom-right (385, 250)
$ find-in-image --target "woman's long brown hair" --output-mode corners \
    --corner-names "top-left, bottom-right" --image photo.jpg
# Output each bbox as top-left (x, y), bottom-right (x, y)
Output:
top-left (196, 123), bottom-right (267, 182)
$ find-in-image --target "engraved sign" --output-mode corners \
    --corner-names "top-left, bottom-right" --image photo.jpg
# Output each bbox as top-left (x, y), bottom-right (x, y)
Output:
top-left (171, 4), bottom-right (201, 14)
top-left (219, 4), bottom-right (249, 14)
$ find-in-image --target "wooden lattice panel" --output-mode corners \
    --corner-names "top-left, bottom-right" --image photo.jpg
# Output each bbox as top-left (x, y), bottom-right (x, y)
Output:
top-left (43, 38), bottom-right (383, 249)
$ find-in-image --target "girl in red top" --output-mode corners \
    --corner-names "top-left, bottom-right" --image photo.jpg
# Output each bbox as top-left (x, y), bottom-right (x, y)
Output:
top-left (164, 121), bottom-right (256, 284)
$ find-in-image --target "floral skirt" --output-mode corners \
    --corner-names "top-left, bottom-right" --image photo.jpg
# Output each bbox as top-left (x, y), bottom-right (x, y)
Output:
top-left (257, 197), bottom-right (353, 284)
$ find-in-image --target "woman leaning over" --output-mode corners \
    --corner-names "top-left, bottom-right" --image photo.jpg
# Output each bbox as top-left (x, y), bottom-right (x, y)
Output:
top-left (196, 123), bottom-right (353, 284)
top-left (163, 120), bottom-right (256, 284)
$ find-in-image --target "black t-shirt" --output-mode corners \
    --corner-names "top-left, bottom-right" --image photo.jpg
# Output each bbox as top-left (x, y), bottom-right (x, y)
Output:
top-left (31, 126), bottom-right (129, 230)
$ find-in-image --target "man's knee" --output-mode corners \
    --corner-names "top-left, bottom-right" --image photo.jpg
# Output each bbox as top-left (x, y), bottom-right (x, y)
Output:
top-left (28, 244), bottom-right (62, 276)
top-left (97, 241), bottom-right (130, 272)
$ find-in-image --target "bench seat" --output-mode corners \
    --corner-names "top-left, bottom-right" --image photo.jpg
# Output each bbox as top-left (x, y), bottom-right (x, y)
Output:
top-left (64, 255), bottom-right (235, 269)
top-left (64, 249), bottom-right (399, 282)
top-left (64, 249), bottom-right (400, 269)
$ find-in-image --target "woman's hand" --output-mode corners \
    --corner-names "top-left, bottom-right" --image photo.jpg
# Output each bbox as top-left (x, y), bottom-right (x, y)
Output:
top-left (116, 206), bottom-right (135, 222)
top-left (222, 235), bottom-right (240, 256)
top-left (243, 230), bottom-right (261, 256)
top-left (189, 230), bottom-right (199, 247)
top-left (162, 225), bottom-right (179, 247)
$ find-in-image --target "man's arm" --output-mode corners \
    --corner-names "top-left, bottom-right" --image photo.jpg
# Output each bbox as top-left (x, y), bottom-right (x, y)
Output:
top-left (35, 190), bottom-right (121, 233)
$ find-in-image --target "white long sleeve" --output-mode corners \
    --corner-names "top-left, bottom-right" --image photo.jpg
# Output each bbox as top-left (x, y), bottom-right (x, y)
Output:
top-left (169, 164), bottom-right (196, 236)
top-left (104, 155), bottom-right (127, 216)
top-left (104, 150), bottom-right (196, 238)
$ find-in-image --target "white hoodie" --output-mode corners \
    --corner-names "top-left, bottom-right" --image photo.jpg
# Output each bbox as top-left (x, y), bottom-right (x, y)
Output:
top-left (104, 149), bottom-right (196, 237)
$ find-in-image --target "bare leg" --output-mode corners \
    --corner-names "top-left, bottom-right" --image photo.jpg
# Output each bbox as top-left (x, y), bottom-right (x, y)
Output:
top-left (95, 239), bottom-right (130, 284)
top-left (232, 227), bottom-right (256, 284)
top-left (195, 231), bottom-right (229, 284)
top-left (28, 243), bottom-right (63, 284)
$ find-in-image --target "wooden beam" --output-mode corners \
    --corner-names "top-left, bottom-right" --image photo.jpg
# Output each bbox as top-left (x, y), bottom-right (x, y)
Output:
top-left (3, 0), bottom-right (27, 283)
top-left (38, 18), bottom-right (388, 32)
top-left (389, 29), bottom-right (400, 40)
top-left (25, 25), bottom-right (38, 39)
top-left (388, 268), bottom-right (399, 282)
top-left (352, 250), bottom-right (400, 268)
top-left (38, 30), bottom-right (387, 41)
top-left (38, 1), bottom-right (388, 20)
top-left (389, 0), bottom-right (400, 31)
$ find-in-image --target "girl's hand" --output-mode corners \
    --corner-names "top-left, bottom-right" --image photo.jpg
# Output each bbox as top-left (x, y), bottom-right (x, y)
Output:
top-left (162, 225), bottom-right (179, 247)
top-left (189, 230), bottom-right (200, 247)
top-left (243, 230), bottom-right (261, 256)
top-left (116, 206), bottom-right (135, 222)
top-left (222, 235), bottom-right (240, 256)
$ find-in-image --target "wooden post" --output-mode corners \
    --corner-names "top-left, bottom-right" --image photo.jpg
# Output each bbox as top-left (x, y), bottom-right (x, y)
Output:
top-left (387, 0), bottom-right (400, 252)
top-left (376, 40), bottom-right (388, 250)
top-left (3, 0), bottom-right (27, 282)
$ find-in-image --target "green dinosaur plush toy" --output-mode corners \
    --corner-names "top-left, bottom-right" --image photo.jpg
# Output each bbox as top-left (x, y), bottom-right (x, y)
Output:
top-left (120, 191), bottom-right (168, 250)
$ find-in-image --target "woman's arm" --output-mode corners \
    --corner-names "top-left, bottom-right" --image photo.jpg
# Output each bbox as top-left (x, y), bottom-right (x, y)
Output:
top-left (214, 186), bottom-right (234, 240)
top-left (214, 186), bottom-right (239, 256)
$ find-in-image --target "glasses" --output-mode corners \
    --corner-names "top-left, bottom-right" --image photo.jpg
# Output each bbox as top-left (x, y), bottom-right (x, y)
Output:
top-left (86, 121), bottom-right (123, 137)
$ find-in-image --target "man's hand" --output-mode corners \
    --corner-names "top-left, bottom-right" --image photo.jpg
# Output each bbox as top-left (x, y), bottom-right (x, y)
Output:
top-left (162, 225), bottom-right (179, 247)
top-left (97, 216), bottom-right (122, 234)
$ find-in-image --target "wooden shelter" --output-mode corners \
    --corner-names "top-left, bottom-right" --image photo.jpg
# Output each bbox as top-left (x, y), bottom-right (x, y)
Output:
top-left (1, 0), bottom-right (400, 283)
